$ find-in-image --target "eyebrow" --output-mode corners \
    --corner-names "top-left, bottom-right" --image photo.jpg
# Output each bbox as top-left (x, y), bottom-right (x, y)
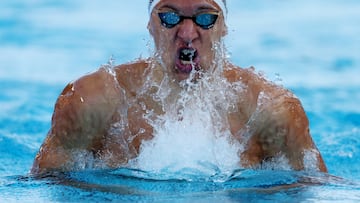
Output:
top-left (196, 5), bottom-right (218, 12)
top-left (158, 4), bottom-right (218, 13)
top-left (158, 5), bottom-right (178, 11)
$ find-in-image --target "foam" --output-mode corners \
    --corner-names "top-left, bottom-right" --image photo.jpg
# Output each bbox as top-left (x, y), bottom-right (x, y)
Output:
top-left (127, 46), bottom-right (245, 178)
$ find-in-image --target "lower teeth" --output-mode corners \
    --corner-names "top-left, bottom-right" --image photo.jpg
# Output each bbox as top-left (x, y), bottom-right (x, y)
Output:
top-left (181, 60), bottom-right (193, 65)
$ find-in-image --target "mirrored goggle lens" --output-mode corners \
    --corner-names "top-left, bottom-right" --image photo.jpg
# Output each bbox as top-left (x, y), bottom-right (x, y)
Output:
top-left (158, 12), bottom-right (181, 28)
top-left (195, 13), bottom-right (218, 29)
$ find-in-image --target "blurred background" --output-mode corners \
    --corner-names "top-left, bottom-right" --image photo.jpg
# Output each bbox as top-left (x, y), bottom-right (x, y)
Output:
top-left (1, 0), bottom-right (359, 87)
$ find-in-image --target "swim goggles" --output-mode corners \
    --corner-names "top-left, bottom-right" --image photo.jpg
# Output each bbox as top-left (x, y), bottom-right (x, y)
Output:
top-left (158, 12), bottom-right (219, 29)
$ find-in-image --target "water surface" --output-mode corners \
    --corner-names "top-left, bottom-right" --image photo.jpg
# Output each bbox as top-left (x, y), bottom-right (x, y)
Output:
top-left (1, 0), bottom-right (359, 202)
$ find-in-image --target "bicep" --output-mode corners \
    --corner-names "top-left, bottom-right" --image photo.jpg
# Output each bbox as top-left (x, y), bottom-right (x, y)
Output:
top-left (50, 83), bottom-right (110, 149)
top-left (32, 70), bottom-right (124, 173)
top-left (50, 69), bottom-right (124, 149)
top-left (32, 84), bottom-right (110, 173)
top-left (243, 94), bottom-right (321, 170)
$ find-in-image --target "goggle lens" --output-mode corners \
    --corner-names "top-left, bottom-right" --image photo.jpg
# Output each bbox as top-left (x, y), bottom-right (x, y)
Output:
top-left (195, 13), bottom-right (218, 29)
top-left (158, 12), bottom-right (219, 29)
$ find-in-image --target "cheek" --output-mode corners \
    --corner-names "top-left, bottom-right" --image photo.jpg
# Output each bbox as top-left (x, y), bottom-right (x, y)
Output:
top-left (154, 30), bottom-right (175, 48)
top-left (210, 29), bottom-right (224, 42)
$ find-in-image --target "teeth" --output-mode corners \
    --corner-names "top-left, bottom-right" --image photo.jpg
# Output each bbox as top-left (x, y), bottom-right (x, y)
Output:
top-left (182, 49), bottom-right (195, 57)
top-left (180, 60), bottom-right (194, 65)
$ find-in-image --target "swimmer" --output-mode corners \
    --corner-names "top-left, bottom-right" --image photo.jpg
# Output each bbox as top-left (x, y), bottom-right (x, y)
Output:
top-left (31, 0), bottom-right (327, 174)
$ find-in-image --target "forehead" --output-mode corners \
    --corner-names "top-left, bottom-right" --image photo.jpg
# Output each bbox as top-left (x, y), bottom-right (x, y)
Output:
top-left (155, 0), bottom-right (220, 12)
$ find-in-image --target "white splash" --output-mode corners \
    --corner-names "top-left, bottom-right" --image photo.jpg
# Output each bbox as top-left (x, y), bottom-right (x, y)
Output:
top-left (131, 115), bottom-right (240, 175)
top-left (303, 149), bottom-right (321, 171)
top-left (128, 61), bottom-right (244, 179)
top-left (257, 153), bottom-right (292, 171)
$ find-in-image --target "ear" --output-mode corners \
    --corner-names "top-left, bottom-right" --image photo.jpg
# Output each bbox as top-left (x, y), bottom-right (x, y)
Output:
top-left (147, 21), bottom-right (154, 36)
top-left (222, 25), bottom-right (228, 37)
top-left (147, 13), bottom-right (156, 37)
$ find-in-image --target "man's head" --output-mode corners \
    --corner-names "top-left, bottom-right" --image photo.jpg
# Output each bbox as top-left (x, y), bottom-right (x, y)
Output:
top-left (148, 0), bottom-right (228, 81)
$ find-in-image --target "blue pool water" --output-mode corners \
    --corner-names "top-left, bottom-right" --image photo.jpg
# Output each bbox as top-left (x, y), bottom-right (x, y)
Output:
top-left (1, 0), bottom-right (360, 202)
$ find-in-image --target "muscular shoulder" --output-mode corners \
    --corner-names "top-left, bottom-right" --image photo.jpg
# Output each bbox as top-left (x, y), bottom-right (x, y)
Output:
top-left (56, 67), bottom-right (121, 112)
top-left (224, 64), bottom-right (297, 103)
top-left (225, 65), bottom-right (310, 142)
top-left (47, 65), bottom-right (126, 146)
top-left (114, 59), bottom-right (149, 75)
top-left (58, 59), bottom-right (149, 106)
top-left (113, 59), bottom-right (151, 95)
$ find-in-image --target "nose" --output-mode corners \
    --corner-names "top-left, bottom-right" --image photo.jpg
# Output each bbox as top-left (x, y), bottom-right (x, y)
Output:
top-left (176, 19), bottom-right (199, 44)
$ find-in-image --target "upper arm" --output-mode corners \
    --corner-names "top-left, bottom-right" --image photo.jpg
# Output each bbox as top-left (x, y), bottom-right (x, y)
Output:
top-left (51, 69), bottom-right (123, 148)
top-left (32, 68), bottom-right (124, 173)
top-left (242, 87), bottom-right (327, 172)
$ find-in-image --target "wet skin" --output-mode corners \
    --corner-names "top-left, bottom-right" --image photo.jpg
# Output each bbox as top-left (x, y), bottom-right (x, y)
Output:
top-left (31, 0), bottom-right (327, 174)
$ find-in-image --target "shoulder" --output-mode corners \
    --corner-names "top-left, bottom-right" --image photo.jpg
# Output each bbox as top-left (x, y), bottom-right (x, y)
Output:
top-left (53, 60), bottom-right (150, 121)
top-left (113, 59), bottom-right (150, 74)
top-left (47, 62), bottom-right (137, 149)
top-left (56, 67), bottom-right (120, 111)
top-left (224, 64), bottom-right (262, 85)
top-left (224, 64), bottom-right (298, 101)
top-left (58, 59), bottom-right (150, 106)
top-left (224, 64), bottom-right (301, 113)
top-left (112, 59), bottom-right (152, 95)
top-left (224, 64), bottom-right (276, 90)
top-left (113, 59), bottom-right (150, 83)
top-left (225, 65), bottom-right (309, 141)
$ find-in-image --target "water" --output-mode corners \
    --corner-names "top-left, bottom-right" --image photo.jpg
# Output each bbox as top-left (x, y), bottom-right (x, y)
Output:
top-left (1, 0), bottom-right (360, 202)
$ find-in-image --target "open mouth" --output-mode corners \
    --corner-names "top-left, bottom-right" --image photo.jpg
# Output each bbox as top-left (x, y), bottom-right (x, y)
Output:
top-left (175, 48), bottom-right (199, 74)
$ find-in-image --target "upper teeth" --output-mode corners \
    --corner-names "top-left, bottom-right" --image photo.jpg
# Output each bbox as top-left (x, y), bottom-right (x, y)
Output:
top-left (182, 49), bottom-right (195, 57)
